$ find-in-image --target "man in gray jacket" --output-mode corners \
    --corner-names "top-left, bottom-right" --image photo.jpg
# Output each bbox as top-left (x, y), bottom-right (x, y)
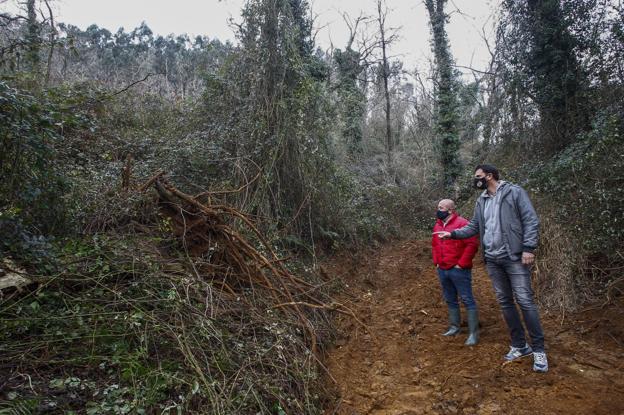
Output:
top-left (434, 164), bottom-right (548, 372)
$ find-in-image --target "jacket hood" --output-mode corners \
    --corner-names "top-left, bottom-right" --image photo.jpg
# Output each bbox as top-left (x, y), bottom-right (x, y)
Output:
top-left (480, 180), bottom-right (510, 199)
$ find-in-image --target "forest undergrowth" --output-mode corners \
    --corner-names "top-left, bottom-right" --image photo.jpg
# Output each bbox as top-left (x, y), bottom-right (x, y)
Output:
top-left (2, 0), bottom-right (624, 413)
top-left (1, 171), bottom-right (345, 414)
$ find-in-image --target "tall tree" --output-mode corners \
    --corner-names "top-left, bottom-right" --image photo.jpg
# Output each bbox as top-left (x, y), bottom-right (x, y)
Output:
top-left (526, 0), bottom-right (587, 148)
top-left (25, 0), bottom-right (40, 73)
top-left (334, 46), bottom-right (366, 155)
top-left (43, 0), bottom-right (56, 85)
top-left (377, 0), bottom-right (393, 165)
top-left (499, 0), bottom-right (588, 152)
top-left (333, 13), bottom-right (369, 155)
top-left (210, 0), bottom-right (331, 238)
top-left (425, 0), bottom-right (461, 188)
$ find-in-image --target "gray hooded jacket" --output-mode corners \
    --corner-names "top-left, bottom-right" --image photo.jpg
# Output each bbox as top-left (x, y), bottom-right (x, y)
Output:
top-left (451, 182), bottom-right (540, 261)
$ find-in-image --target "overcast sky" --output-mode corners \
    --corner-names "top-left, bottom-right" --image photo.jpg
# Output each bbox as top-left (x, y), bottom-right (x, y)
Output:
top-left (3, 0), bottom-right (498, 76)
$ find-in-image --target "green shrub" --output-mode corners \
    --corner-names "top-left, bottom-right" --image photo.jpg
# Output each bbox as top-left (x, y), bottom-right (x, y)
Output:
top-left (530, 110), bottom-right (623, 258)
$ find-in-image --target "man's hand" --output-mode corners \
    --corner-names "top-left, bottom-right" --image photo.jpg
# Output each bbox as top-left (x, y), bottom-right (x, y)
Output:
top-left (433, 231), bottom-right (452, 240)
top-left (522, 252), bottom-right (535, 266)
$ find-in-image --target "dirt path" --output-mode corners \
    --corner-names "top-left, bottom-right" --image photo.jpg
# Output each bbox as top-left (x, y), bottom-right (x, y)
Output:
top-left (323, 240), bottom-right (624, 415)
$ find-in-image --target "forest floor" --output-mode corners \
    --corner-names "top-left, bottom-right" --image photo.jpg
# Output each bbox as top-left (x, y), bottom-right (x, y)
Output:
top-left (322, 240), bottom-right (624, 415)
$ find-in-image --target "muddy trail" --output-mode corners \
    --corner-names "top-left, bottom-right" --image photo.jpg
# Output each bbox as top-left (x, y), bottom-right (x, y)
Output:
top-left (323, 240), bottom-right (624, 415)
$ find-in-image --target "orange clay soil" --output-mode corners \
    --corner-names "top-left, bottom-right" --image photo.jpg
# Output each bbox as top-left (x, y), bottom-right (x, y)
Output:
top-left (322, 240), bottom-right (624, 415)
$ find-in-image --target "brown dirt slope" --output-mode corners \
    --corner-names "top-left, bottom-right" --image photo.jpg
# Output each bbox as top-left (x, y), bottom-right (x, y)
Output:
top-left (323, 240), bottom-right (624, 415)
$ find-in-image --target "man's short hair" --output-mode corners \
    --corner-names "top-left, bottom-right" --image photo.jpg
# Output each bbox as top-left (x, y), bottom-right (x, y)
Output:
top-left (475, 164), bottom-right (500, 181)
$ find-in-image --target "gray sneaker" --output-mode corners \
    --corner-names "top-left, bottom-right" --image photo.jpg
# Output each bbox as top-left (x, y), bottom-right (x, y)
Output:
top-left (533, 352), bottom-right (548, 373)
top-left (504, 344), bottom-right (533, 361)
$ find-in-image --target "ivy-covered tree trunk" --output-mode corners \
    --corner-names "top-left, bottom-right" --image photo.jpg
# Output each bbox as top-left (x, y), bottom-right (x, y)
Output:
top-left (220, 0), bottom-right (331, 239)
top-left (334, 48), bottom-right (366, 155)
top-left (26, 0), bottom-right (41, 73)
top-left (425, 0), bottom-right (461, 189)
top-left (496, 0), bottom-right (590, 153)
top-left (523, 0), bottom-right (588, 150)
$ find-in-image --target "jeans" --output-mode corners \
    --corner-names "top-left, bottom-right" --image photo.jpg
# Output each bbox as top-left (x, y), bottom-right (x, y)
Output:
top-left (485, 256), bottom-right (545, 352)
top-left (437, 267), bottom-right (477, 310)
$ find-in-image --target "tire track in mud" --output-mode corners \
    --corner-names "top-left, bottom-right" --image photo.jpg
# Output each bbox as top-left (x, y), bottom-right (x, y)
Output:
top-left (323, 240), bottom-right (624, 415)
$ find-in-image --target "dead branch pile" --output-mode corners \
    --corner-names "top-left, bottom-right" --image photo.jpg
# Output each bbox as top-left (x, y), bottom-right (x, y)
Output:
top-left (139, 171), bottom-right (360, 355)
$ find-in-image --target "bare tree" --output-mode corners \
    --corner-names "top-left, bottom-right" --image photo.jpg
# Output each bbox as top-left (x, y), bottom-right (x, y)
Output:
top-left (370, 0), bottom-right (398, 165)
top-left (377, 0), bottom-right (393, 165)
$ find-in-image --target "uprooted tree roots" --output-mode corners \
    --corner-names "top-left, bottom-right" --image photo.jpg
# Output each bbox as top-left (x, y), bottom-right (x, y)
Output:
top-left (139, 171), bottom-right (362, 356)
top-left (0, 171), bottom-right (360, 413)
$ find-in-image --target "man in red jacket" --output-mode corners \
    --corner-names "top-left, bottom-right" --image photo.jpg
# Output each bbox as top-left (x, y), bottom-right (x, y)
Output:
top-left (432, 199), bottom-right (480, 345)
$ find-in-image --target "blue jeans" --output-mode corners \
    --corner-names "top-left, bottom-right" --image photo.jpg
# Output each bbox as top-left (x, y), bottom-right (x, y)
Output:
top-left (485, 256), bottom-right (545, 352)
top-left (437, 267), bottom-right (477, 310)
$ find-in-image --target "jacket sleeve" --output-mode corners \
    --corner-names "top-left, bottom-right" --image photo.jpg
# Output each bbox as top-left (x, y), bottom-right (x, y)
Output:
top-left (432, 232), bottom-right (439, 265)
top-left (516, 187), bottom-right (540, 252)
top-left (451, 201), bottom-right (480, 239)
top-left (458, 234), bottom-right (479, 268)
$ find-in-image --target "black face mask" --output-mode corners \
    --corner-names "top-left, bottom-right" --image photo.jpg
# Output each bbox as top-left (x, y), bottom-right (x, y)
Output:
top-left (473, 176), bottom-right (487, 190)
top-left (436, 210), bottom-right (450, 220)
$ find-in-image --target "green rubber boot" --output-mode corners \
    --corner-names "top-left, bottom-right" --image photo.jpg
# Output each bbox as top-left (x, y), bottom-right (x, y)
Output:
top-left (465, 308), bottom-right (479, 346)
top-left (443, 307), bottom-right (461, 336)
